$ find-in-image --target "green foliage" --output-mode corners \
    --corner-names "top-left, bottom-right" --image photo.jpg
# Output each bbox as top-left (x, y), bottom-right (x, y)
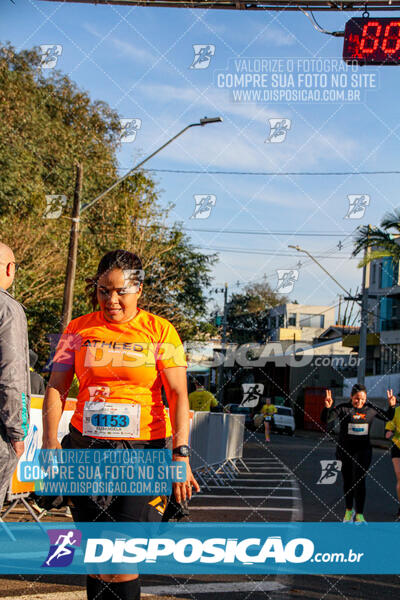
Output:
top-left (353, 210), bottom-right (400, 266)
top-left (224, 278), bottom-right (286, 343)
top-left (0, 43), bottom-right (217, 367)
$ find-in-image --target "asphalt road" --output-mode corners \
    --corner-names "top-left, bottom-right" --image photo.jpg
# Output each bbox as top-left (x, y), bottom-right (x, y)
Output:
top-left (1, 429), bottom-right (399, 599)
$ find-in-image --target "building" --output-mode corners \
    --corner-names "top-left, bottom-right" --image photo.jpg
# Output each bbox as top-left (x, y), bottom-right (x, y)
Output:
top-left (267, 303), bottom-right (336, 342)
top-left (343, 254), bottom-right (400, 396)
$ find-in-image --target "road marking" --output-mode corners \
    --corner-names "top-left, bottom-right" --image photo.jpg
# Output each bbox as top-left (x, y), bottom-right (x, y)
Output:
top-left (0, 594), bottom-right (87, 600)
top-left (226, 478), bottom-right (296, 483)
top-left (0, 581), bottom-right (287, 600)
top-left (235, 471), bottom-right (290, 475)
top-left (189, 506), bottom-right (299, 511)
top-left (194, 495), bottom-right (299, 500)
top-left (203, 485), bottom-right (294, 490)
top-left (142, 581), bottom-right (286, 594)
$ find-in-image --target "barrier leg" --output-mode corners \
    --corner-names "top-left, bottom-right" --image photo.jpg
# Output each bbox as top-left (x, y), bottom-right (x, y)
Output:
top-left (2, 497), bottom-right (47, 527)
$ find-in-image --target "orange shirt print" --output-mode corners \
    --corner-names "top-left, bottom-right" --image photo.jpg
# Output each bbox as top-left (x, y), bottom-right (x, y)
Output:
top-left (53, 309), bottom-right (187, 440)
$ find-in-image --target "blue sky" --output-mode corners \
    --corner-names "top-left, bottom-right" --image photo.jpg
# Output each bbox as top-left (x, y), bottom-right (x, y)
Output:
top-left (2, 0), bottom-right (400, 320)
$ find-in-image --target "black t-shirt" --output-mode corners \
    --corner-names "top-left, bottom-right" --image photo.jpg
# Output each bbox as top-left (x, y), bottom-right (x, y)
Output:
top-left (321, 402), bottom-right (395, 447)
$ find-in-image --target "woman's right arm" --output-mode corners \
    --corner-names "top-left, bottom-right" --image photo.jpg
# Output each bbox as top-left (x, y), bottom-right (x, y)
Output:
top-left (321, 389), bottom-right (342, 424)
top-left (42, 367), bottom-right (74, 449)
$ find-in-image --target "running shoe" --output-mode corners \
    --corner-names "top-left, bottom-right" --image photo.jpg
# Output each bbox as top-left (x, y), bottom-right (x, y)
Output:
top-left (343, 509), bottom-right (355, 523)
top-left (354, 513), bottom-right (367, 524)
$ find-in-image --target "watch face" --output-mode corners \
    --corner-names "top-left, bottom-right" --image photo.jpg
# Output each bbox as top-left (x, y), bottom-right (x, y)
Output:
top-left (174, 445), bottom-right (190, 456)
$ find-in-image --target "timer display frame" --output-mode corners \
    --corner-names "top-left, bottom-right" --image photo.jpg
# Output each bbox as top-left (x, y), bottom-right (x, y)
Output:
top-left (343, 17), bottom-right (400, 65)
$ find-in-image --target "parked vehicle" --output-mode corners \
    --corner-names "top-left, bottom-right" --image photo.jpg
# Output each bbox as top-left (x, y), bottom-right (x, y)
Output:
top-left (272, 406), bottom-right (295, 435)
top-left (253, 406), bottom-right (295, 435)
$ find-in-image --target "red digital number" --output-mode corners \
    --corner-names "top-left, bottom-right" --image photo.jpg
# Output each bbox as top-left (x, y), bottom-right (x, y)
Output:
top-left (360, 21), bottom-right (382, 54)
top-left (382, 21), bottom-right (400, 54)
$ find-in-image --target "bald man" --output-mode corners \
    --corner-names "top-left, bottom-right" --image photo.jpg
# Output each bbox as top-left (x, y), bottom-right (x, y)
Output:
top-left (0, 243), bottom-right (30, 512)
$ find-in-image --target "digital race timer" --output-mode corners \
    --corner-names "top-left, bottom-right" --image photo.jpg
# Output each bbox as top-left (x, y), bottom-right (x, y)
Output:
top-left (343, 17), bottom-right (400, 65)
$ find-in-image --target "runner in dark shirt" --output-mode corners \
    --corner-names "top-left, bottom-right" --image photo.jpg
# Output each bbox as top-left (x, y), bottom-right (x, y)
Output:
top-left (321, 383), bottom-right (396, 523)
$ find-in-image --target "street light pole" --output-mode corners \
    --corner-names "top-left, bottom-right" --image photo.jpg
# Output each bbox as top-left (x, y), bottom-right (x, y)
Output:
top-left (59, 117), bottom-right (222, 331)
top-left (357, 225), bottom-right (371, 385)
top-left (288, 245), bottom-right (351, 297)
top-left (288, 243), bottom-right (369, 384)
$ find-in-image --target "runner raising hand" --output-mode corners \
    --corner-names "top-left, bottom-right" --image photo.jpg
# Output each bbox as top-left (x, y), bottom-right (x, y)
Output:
top-left (324, 389), bottom-right (333, 409)
top-left (321, 383), bottom-right (395, 524)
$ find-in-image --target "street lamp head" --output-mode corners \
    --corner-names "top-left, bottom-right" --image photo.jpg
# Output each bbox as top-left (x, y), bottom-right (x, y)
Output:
top-left (200, 116), bottom-right (223, 126)
top-left (288, 244), bottom-right (302, 252)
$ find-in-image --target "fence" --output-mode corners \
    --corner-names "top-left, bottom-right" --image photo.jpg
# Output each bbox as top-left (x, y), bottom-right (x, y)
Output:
top-left (190, 411), bottom-right (248, 488)
top-left (2, 397), bottom-right (246, 520)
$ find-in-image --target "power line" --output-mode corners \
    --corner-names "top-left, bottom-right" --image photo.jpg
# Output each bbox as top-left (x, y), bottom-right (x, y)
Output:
top-left (194, 246), bottom-right (357, 258)
top-left (176, 227), bottom-right (354, 238)
top-left (124, 167), bottom-right (400, 177)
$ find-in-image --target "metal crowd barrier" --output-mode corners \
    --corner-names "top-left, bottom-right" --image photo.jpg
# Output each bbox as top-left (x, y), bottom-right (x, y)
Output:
top-left (1, 401), bottom-right (246, 522)
top-left (189, 411), bottom-right (248, 488)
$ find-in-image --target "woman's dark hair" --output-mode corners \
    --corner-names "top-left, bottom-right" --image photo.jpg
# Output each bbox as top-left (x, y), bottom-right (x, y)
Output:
top-left (86, 250), bottom-right (143, 310)
top-left (350, 383), bottom-right (367, 397)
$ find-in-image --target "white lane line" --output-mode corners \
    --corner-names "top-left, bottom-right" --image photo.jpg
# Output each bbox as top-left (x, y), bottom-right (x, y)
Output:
top-left (194, 495), bottom-right (299, 500)
top-left (189, 506), bottom-right (298, 511)
top-left (228, 478), bottom-right (296, 483)
top-left (0, 582), bottom-right (288, 600)
top-left (203, 485), bottom-right (294, 490)
top-left (236, 471), bottom-right (290, 475)
top-left (142, 581), bottom-right (286, 594)
top-left (0, 594), bottom-right (87, 600)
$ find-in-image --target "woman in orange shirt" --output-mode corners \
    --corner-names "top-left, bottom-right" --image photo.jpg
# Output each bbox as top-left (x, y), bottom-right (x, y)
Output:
top-left (42, 249), bottom-right (199, 600)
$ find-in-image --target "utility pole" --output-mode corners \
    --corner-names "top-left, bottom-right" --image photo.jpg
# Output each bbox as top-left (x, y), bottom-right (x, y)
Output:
top-left (218, 282), bottom-right (228, 405)
top-left (357, 225), bottom-right (371, 385)
top-left (337, 294), bottom-right (342, 326)
top-left (60, 163), bottom-right (83, 333)
top-left (288, 242), bottom-right (371, 384)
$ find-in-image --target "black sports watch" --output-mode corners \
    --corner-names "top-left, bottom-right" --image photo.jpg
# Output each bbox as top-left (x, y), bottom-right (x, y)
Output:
top-left (172, 445), bottom-right (190, 457)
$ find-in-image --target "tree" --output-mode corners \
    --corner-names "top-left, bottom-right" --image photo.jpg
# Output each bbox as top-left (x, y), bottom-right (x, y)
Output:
top-left (0, 43), bottom-right (217, 366)
top-left (224, 278), bottom-right (287, 344)
top-left (353, 209), bottom-right (400, 265)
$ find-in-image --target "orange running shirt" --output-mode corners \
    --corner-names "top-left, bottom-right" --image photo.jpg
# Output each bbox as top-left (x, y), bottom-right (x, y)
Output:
top-left (53, 309), bottom-right (187, 440)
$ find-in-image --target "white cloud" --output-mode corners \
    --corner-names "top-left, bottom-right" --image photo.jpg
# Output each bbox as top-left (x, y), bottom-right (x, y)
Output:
top-left (82, 23), bottom-right (156, 64)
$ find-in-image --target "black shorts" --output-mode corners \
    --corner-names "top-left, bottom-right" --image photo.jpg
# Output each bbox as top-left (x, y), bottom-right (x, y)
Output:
top-left (63, 425), bottom-right (172, 523)
top-left (391, 444), bottom-right (400, 459)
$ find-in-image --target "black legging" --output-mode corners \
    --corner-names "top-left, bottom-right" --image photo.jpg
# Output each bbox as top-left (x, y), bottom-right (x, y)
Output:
top-left (336, 444), bottom-right (372, 514)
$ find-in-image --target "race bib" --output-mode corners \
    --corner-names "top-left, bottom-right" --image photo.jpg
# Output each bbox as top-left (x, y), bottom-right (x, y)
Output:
top-left (348, 423), bottom-right (369, 436)
top-left (83, 401), bottom-right (141, 438)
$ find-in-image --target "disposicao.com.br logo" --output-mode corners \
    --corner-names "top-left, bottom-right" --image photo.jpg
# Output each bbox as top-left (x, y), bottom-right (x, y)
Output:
top-left (1, 523), bottom-right (397, 575)
top-left (84, 535), bottom-right (362, 566)
top-left (42, 529), bottom-right (82, 568)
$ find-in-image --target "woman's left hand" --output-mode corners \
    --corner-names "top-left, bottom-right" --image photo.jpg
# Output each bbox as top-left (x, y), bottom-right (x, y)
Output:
top-left (172, 456), bottom-right (200, 503)
top-left (387, 388), bottom-right (397, 407)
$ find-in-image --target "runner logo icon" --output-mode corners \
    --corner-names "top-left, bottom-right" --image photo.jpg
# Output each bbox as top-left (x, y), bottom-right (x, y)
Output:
top-left (317, 460), bottom-right (342, 485)
top-left (42, 529), bottom-right (82, 568)
top-left (190, 45), bottom-right (215, 69)
top-left (344, 195), bottom-right (370, 219)
top-left (265, 118), bottom-right (291, 143)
